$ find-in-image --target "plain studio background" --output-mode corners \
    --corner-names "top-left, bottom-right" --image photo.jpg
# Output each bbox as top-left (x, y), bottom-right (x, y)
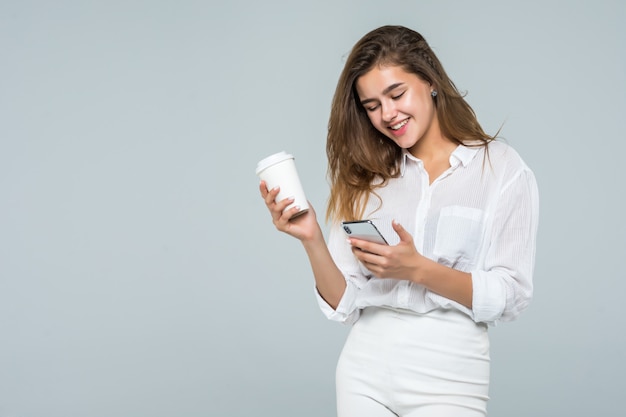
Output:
top-left (1, 1), bottom-right (624, 416)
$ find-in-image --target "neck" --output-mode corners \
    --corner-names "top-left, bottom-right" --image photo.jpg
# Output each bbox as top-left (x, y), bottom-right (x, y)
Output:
top-left (409, 133), bottom-right (458, 163)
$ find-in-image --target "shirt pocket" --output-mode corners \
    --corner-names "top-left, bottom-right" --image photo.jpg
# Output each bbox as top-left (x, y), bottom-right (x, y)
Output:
top-left (432, 206), bottom-right (486, 269)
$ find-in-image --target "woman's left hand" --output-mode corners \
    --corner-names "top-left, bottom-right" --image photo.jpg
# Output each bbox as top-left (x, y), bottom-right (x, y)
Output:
top-left (348, 220), bottom-right (423, 282)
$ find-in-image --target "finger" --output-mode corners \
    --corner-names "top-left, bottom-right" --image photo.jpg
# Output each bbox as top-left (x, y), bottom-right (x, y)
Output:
top-left (351, 247), bottom-right (382, 272)
top-left (349, 238), bottom-right (384, 256)
top-left (263, 185), bottom-right (281, 206)
top-left (351, 245), bottom-right (368, 262)
top-left (281, 203), bottom-right (304, 221)
top-left (276, 197), bottom-right (297, 216)
top-left (259, 180), bottom-right (269, 197)
top-left (272, 197), bottom-right (296, 224)
top-left (392, 220), bottom-right (413, 244)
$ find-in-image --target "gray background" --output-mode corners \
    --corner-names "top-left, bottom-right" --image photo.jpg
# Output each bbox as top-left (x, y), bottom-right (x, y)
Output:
top-left (1, 0), bottom-right (624, 416)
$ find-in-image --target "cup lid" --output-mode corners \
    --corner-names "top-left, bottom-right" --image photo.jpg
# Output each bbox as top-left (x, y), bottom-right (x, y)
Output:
top-left (255, 151), bottom-right (294, 175)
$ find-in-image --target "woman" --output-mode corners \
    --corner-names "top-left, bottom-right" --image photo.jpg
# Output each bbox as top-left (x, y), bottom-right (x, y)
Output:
top-left (259, 25), bottom-right (538, 416)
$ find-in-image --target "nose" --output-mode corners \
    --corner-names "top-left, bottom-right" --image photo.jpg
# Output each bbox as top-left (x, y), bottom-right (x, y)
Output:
top-left (381, 101), bottom-right (397, 122)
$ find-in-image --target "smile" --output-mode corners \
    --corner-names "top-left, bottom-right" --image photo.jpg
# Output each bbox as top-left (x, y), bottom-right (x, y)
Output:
top-left (390, 119), bottom-right (409, 130)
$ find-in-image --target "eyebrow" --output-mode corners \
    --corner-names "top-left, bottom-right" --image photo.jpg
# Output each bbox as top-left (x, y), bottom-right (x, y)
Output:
top-left (359, 82), bottom-right (405, 105)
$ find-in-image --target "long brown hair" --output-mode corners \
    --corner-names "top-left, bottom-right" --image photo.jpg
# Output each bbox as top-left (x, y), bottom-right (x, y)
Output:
top-left (326, 25), bottom-right (495, 222)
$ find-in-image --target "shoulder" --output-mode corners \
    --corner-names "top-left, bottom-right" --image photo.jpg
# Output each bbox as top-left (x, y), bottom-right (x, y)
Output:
top-left (483, 140), bottom-right (533, 173)
top-left (480, 141), bottom-right (538, 198)
top-left (486, 140), bottom-right (525, 162)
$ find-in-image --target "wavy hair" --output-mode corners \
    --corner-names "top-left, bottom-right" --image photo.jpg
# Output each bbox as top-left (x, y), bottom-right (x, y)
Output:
top-left (326, 25), bottom-right (495, 222)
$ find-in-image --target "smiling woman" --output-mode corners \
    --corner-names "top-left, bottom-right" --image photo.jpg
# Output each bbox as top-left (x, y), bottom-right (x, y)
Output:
top-left (259, 25), bottom-right (539, 417)
top-left (355, 65), bottom-right (449, 166)
top-left (327, 26), bottom-right (499, 221)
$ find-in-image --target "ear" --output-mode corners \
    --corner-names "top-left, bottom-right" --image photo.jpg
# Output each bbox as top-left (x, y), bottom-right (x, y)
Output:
top-left (427, 81), bottom-right (437, 94)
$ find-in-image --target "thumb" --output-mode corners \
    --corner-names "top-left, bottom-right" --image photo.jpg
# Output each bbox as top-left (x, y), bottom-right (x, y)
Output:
top-left (392, 220), bottom-right (413, 244)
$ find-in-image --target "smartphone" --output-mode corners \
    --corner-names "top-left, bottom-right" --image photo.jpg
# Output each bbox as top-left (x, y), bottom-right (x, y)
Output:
top-left (341, 220), bottom-right (388, 245)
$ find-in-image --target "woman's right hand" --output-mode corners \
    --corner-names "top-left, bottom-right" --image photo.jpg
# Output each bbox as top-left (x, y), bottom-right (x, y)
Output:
top-left (259, 180), bottom-right (322, 243)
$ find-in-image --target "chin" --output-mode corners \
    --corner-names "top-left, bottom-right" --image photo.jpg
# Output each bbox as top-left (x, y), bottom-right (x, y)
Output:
top-left (394, 137), bottom-right (418, 150)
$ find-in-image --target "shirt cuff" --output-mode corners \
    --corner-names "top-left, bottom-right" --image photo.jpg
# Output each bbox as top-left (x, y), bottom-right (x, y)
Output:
top-left (471, 270), bottom-right (506, 324)
top-left (314, 281), bottom-right (360, 325)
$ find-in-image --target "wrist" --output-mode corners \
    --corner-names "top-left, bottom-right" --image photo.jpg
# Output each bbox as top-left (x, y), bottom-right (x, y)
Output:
top-left (410, 255), bottom-right (430, 285)
top-left (300, 225), bottom-right (325, 247)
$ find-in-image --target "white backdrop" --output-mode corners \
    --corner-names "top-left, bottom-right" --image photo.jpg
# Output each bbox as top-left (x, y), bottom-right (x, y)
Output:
top-left (1, 1), bottom-right (624, 416)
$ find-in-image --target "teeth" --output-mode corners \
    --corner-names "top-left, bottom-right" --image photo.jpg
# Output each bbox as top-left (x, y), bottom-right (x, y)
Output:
top-left (391, 120), bottom-right (408, 130)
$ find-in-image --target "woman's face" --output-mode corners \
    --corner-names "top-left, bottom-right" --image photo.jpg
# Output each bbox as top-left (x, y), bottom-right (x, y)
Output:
top-left (355, 65), bottom-right (439, 153)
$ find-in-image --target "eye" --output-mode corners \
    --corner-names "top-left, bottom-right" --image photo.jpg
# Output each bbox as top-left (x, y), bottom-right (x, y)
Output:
top-left (392, 91), bottom-right (406, 100)
top-left (361, 102), bottom-right (380, 112)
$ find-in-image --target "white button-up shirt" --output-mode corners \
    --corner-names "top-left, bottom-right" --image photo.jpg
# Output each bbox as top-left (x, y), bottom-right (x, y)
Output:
top-left (317, 141), bottom-right (539, 326)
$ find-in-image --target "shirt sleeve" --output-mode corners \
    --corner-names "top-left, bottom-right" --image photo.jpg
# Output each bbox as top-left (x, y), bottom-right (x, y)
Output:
top-left (471, 167), bottom-right (540, 324)
top-left (313, 223), bottom-right (369, 325)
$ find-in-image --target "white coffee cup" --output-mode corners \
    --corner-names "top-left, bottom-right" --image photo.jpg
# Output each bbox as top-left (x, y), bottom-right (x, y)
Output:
top-left (256, 151), bottom-right (309, 218)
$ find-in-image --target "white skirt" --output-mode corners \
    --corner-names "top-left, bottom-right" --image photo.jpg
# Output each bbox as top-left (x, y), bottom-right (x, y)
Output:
top-left (336, 307), bottom-right (490, 417)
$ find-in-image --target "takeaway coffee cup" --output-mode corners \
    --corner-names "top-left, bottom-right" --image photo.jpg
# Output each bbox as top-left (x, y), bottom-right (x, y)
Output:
top-left (256, 151), bottom-right (309, 218)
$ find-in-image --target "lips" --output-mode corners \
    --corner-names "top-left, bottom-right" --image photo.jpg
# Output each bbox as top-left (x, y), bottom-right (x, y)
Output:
top-left (390, 119), bottom-right (409, 130)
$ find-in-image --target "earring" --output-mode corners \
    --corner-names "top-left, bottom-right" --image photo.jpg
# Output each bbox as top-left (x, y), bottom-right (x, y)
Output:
top-left (431, 90), bottom-right (438, 98)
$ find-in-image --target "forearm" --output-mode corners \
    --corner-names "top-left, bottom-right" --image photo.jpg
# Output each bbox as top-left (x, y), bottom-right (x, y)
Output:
top-left (413, 257), bottom-right (473, 309)
top-left (301, 229), bottom-right (347, 310)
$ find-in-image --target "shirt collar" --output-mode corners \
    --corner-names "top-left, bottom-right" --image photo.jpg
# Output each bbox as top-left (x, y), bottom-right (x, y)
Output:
top-left (450, 144), bottom-right (480, 168)
top-left (400, 144), bottom-right (480, 176)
